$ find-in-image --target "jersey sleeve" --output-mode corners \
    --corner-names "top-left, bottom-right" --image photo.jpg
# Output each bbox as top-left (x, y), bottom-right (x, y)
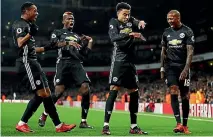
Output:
top-left (108, 18), bottom-right (134, 48)
top-left (13, 22), bottom-right (29, 38)
top-left (47, 29), bottom-right (62, 49)
top-left (130, 16), bottom-right (140, 28)
top-left (161, 31), bottom-right (167, 48)
top-left (108, 18), bottom-right (130, 42)
top-left (50, 29), bottom-right (61, 43)
top-left (186, 28), bottom-right (195, 46)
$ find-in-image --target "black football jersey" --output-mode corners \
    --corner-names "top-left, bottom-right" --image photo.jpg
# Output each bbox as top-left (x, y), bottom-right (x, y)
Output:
top-left (12, 18), bottom-right (37, 60)
top-left (50, 28), bottom-right (89, 62)
top-left (108, 17), bottom-right (140, 62)
top-left (161, 24), bottom-right (195, 66)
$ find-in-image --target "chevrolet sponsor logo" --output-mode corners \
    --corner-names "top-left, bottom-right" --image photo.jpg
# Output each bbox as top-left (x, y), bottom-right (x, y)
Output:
top-left (120, 28), bottom-right (132, 34)
top-left (65, 36), bottom-right (77, 41)
top-left (168, 39), bottom-right (182, 45)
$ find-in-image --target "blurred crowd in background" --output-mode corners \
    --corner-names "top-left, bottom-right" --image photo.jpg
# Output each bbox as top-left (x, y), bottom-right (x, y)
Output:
top-left (2, 71), bottom-right (213, 104)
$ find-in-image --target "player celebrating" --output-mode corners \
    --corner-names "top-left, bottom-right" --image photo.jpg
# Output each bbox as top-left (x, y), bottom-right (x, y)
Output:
top-left (38, 11), bottom-right (93, 129)
top-left (160, 10), bottom-right (194, 134)
top-left (102, 2), bottom-right (148, 135)
top-left (12, 2), bottom-right (76, 133)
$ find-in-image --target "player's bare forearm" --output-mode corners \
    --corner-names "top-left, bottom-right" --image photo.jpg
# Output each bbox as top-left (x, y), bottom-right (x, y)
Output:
top-left (184, 45), bottom-right (194, 70)
top-left (87, 40), bottom-right (93, 50)
top-left (35, 47), bottom-right (45, 53)
top-left (160, 46), bottom-right (166, 80)
top-left (160, 46), bottom-right (166, 68)
top-left (57, 41), bottom-right (66, 47)
top-left (17, 34), bottom-right (31, 48)
top-left (57, 41), bottom-right (81, 49)
top-left (82, 35), bottom-right (93, 49)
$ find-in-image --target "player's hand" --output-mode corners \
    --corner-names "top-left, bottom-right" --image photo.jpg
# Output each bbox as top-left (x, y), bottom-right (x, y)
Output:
top-left (129, 32), bottom-right (146, 41)
top-left (138, 20), bottom-right (146, 29)
top-left (68, 41), bottom-right (81, 49)
top-left (161, 71), bottom-right (164, 80)
top-left (160, 67), bottom-right (165, 80)
top-left (81, 34), bottom-right (93, 42)
top-left (179, 68), bottom-right (188, 81)
top-left (129, 32), bottom-right (141, 38)
top-left (29, 23), bottom-right (39, 36)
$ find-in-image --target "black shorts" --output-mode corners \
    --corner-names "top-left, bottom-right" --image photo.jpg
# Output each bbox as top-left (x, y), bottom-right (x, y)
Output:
top-left (165, 65), bottom-right (190, 94)
top-left (16, 59), bottom-right (48, 91)
top-left (109, 61), bottom-right (139, 89)
top-left (54, 59), bottom-right (91, 87)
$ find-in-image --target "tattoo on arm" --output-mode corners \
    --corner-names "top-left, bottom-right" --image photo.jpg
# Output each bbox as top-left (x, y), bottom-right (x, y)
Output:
top-left (160, 46), bottom-right (166, 67)
top-left (184, 45), bottom-right (194, 70)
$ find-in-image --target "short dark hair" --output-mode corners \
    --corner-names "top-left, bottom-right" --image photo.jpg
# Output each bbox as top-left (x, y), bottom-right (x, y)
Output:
top-left (21, 2), bottom-right (35, 14)
top-left (116, 2), bottom-right (131, 12)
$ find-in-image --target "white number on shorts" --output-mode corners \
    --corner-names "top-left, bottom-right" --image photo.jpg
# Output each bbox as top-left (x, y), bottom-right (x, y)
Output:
top-left (184, 79), bottom-right (190, 87)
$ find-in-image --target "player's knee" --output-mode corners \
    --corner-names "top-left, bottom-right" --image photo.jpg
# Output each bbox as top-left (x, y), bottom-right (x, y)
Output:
top-left (110, 85), bottom-right (120, 91)
top-left (129, 90), bottom-right (139, 102)
top-left (36, 88), bottom-right (51, 98)
top-left (79, 83), bottom-right (89, 95)
top-left (170, 85), bottom-right (179, 95)
top-left (107, 90), bottom-right (118, 103)
top-left (55, 85), bottom-right (65, 94)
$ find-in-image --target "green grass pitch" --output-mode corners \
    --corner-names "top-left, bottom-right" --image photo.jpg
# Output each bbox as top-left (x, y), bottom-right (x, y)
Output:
top-left (1, 103), bottom-right (213, 136)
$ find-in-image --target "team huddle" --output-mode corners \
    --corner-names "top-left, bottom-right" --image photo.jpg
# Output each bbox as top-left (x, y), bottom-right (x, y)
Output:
top-left (12, 1), bottom-right (194, 135)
